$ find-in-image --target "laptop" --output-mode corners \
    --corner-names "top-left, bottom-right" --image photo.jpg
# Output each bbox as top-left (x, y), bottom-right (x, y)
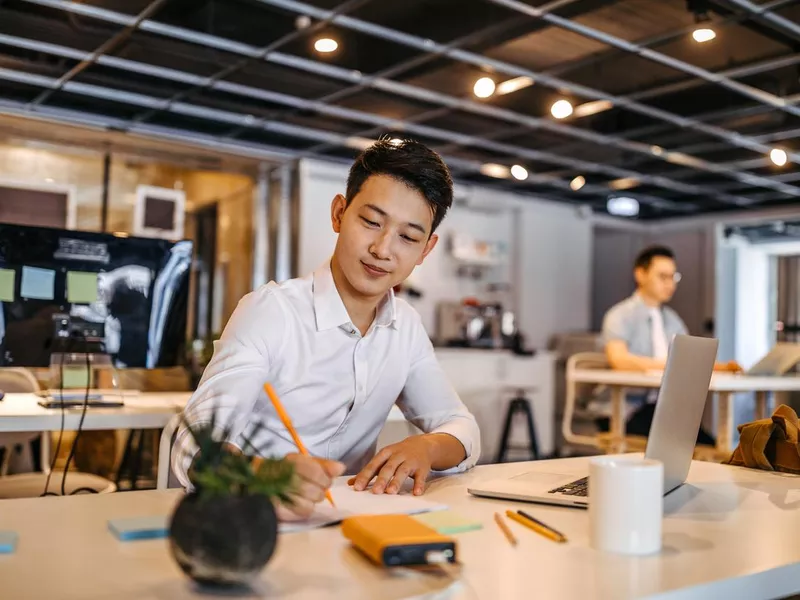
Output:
top-left (467, 334), bottom-right (719, 508)
top-left (743, 343), bottom-right (800, 376)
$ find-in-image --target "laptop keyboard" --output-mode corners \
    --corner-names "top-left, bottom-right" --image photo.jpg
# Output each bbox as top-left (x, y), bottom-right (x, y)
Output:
top-left (548, 476), bottom-right (589, 497)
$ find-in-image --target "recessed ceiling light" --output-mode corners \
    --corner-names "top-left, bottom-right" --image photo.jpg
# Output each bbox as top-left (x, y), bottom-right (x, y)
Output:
top-left (314, 38), bottom-right (338, 53)
top-left (473, 77), bottom-right (496, 99)
top-left (551, 99), bottom-right (573, 119)
top-left (573, 99), bottom-right (613, 118)
top-left (770, 148), bottom-right (788, 166)
top-left (692, 27), bottom-right (716, 43)
top-left (496, 76), bottom-right (533, 95)
top-left (609, 177), bottom-right (640, 191)
top-left (295, 15), bottom-right (312, 30)
top-left (345, 136), bottom-right (373, 150)
top-left (570, 175), bottom-right (586, 191)
top-left (607, 196), bottom-right (639, 217)
top-left (480, 163), bottom-right (510, 179)
top-left (510, 165), bottom-right (528, 180)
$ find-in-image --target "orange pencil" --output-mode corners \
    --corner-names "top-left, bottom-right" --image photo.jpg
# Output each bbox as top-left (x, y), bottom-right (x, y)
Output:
top-left (264, 383), bottom-right (336, 507)
top-left (494, 512), bottom-right (517, 547)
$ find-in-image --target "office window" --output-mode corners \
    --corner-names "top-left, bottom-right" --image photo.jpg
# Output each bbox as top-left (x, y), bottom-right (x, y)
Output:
top-left (0, 181), bottom-right (76, 229)
top-left (134, 185), bottom-right (185, 240)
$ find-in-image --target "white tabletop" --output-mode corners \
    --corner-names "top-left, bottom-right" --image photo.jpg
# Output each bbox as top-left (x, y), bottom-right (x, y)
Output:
top-left (0, 457), bottom-right (798, 600)
top-left (0, 392), bottom-right (408, 433)
top-left (571, 369), bottom-right (800, 392)
top-left (0, 392), bottom-right (189, 433)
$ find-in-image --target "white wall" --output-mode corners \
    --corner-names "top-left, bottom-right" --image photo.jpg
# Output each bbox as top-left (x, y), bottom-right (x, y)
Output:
top-left (733, 242), bottom-right (772, 368)
top-left (298, 159), bottom-right (341, 275)
top-left (515, 199), bottom-right (593, 348)
top-left (297, 158), bottom-right (593, 349)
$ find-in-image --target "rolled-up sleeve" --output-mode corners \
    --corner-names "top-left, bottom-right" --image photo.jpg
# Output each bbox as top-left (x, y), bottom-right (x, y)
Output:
top-left (171, 286), bottom-right (284, 488)
top-left (602, 305), bottom-right (632, 347)
top-left (395, 319), bottom-right (481, 473)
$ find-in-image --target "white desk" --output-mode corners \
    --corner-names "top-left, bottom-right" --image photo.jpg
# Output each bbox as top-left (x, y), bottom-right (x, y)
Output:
top-left (0, 392), bottom-right (189, 433)
top-left (570, 370), bottom-right (800, 455)
top-left (0, 393), bottom-right (409, 434)
top-left (1, 458), bottom-right (798, 600)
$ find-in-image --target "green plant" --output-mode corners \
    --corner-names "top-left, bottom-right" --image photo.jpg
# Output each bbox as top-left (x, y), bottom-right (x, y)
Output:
top-left (180, 410), bottom-right (295, 503)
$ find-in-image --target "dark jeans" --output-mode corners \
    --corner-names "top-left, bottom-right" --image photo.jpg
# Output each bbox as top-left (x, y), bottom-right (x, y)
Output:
top-left (596, 403), bottom-right (716, 446)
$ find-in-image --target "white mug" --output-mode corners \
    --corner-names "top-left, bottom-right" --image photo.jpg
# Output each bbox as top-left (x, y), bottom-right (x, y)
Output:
top-left (589, 455), bottom-right (663, 555)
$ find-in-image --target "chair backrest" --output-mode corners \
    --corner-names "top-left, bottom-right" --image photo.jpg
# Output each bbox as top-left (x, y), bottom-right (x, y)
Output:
top-left (566, 351), bottom-right (610, 371)
top-left (117, 367), bottom-right (191, 392)
top-left (0, 368), bottom-right (42, 475)
top-left (0, 368), bottom-right (41, 393)
top-left (157, 412), bottom-right (184, 490)
top-left (562, 352), bottom-right (610, 447)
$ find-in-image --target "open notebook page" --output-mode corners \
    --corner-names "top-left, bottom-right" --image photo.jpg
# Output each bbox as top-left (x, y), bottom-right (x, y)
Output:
top-left (279, 482), bottom-right (447, 533)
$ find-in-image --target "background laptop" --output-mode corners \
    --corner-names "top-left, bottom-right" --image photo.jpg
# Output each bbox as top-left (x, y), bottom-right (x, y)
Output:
top-left (467, 334), bottom-right (719, 508)
top-left (743, 342), bottom-right (800, 376)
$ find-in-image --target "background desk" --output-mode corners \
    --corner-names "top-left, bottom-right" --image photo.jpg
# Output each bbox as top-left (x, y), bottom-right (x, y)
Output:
top-left (569, 370), bottom-right (800, 455)
top-left (1, 458), bottom-right (798, 600)
top-left (0, 393), bottom-right (188, 433)
top-left (0, 392), bottom-right (410, 483)
top-left (0, 392), bottom-right (409, 434)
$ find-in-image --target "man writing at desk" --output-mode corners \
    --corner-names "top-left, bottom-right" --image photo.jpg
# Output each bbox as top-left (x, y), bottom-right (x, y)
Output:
top-left (599, 245), bottom-right (739, 441)
top-left (173, 139), bottom-right (480, 521)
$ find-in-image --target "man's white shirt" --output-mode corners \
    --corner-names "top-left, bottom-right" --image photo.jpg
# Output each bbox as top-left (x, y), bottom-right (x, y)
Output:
top-left (172, 262), bottom-right (480, 486)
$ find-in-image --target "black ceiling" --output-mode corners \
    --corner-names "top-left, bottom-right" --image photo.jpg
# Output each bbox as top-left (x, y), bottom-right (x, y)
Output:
top-left (1, 0), bottom-right (800, 219)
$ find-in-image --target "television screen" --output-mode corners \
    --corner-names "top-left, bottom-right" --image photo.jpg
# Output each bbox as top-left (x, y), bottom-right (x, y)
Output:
top-left (0, 224), bottom-right (192, 368)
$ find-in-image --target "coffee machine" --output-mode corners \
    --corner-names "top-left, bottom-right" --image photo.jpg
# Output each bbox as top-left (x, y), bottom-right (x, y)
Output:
top-left (436, 300), bottom-right (519, 349)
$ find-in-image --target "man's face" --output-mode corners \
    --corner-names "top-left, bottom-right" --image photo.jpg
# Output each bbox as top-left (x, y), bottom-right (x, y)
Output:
top-left (330, 174), bottom-right (438, 301)
top-left (635, 256), bottom-right (679, 304)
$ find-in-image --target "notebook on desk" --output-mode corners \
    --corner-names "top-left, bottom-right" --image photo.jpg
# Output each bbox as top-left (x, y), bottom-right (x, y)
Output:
top-left (280, 483), bottom-right (447, 533)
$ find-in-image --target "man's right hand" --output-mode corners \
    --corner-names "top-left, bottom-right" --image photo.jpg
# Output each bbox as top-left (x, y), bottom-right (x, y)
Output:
top-left (262, 453), bottom-right (345, 522)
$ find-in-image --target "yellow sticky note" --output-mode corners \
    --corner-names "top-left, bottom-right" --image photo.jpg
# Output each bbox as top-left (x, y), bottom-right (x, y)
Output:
top-left (67, 271), bottom-right (98, 304)
top-left (61, 365), bottom-right (93, 390)
top-left (0, 269), bottom-right (15, 302)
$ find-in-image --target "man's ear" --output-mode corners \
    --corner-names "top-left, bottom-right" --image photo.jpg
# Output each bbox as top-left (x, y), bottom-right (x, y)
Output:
top-left (416, 233), bottom-right (439, 266)
top-left (331, 194), bottom-right (347, 233)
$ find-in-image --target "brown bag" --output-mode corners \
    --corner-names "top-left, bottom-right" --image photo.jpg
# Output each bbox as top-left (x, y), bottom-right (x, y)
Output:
top-left (724, 404), bottom-right (800, 474)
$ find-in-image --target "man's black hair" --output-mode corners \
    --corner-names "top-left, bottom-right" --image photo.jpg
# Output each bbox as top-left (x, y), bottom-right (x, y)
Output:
top-left (346, 138), bottom-right (453, 234)
top-left (634, 245), bottom-right (675, 270)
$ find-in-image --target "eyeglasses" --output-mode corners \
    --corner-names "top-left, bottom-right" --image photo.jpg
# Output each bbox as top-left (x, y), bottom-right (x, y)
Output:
top-left (657, 272), bottom-right (682, 284)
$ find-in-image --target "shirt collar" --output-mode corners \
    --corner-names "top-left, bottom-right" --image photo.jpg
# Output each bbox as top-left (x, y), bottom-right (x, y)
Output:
top-left (632, 292), bottom-right (660, 311)
top-left (312, 261), bottom-right (397, 332)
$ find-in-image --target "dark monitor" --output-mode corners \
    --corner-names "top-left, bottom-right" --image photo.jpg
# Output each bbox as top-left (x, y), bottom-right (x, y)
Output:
top-left (0, 224), bottom-right (192, 368)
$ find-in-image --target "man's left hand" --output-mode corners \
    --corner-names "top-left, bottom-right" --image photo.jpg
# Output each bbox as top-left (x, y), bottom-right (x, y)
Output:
top-left (348, 436), bottom-right (434, 496)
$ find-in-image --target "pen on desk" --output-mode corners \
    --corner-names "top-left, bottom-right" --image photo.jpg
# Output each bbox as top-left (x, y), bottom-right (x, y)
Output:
top-left (505, 510), bottom-right (567, 544)
top-left (263, 383), bottom-right (336, 508)
top-left (494, 512), bottom-right (517, 547)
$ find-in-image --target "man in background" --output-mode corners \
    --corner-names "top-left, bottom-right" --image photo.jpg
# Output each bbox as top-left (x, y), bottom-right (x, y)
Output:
top-left (599, 245), bottom-right (740, 441)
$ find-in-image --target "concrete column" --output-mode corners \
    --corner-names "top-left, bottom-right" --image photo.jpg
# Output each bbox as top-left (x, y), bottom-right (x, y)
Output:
top-left (251, 163), bottom-right (270, 290)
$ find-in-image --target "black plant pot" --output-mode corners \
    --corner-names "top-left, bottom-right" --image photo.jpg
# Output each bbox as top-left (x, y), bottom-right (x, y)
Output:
top-left (168, 492), bottom-right (279, 589)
